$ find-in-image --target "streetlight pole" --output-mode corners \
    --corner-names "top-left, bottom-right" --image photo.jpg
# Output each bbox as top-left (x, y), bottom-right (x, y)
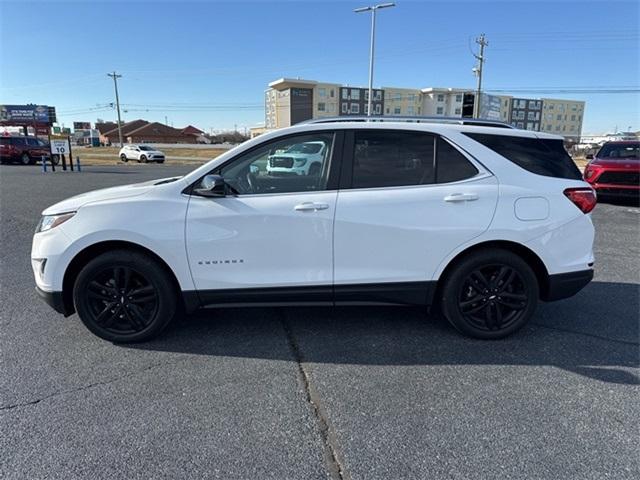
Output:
top-left (107, 71), bottom-right (124, 147)
top-left (354, 2), bottom-right (395, 117)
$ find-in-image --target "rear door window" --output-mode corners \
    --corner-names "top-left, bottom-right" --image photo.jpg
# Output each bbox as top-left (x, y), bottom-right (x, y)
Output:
top-left (463, 133), bottom-right (582, 180)
top-left (436, 138), bottom-right (478, 183)
top-left (352, 130), bottom-right (435, 188)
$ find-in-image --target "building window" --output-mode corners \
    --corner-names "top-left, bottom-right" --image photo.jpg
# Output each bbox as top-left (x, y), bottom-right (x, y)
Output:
top-left (572, 105), bottom-right (577, 111)
top-left (318, 102), bottom-right (326, 112)
top-left (556, 114), bottom-right (562, 121)
top-left (563, 125), bottom-right (566, 131)
top-left (318, 88), bottom-right (326, 97)
top-left (571, 115), bottom-right (576, 121)
top-left (394, 107), bottom-right (401, 115)
top-left (375, 104), bottom-right (382, 114)
top-left (407, 106), bottom-right (414, 115)
top-left (342, 103), bottom-right (348, 114)
top-left (546, 113), bottom-right (553, 121)
top-left (456, 94), bottom-right (463, 102)
top-left (351, 103), bottom-right (360, 114)
top-left (392, 92), bottom-right (401, 101)
top-left (437, 94), bottom-right (445, 102)
top-left (436, 106), bottom-right (444, 115)
top-left (555, 125), bottom-right (561, 131)
top-left (407, 94), bottom-right (416, 102)
top-left (375, 90), bottom-right (382, 101)
top-left (386, 108), bottom-right (390, 114)
top-left (330, 89), bottom-right (335, 97)
top-left (548, 104), bottom-right (554, 110)
top-left (351, 89), bottom-right (360, 100)
top-left (570, 125), bottom-right (575, 131)
top-left (454, 107), bottom-right (461, 115)
top-left (517, 122), bottom-right (524, 129)
top-left (328, 103), bottom-right (335, 113)
top-left (527, 122), bottom-right (534, 130)
top-left (364, 104), bottom-right (369, 115)
top-left (342, 89), bottom-right (348, 100)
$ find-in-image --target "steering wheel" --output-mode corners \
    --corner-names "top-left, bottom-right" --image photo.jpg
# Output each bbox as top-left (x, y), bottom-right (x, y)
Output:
top-left (246, 171), bottom-right (256, 194)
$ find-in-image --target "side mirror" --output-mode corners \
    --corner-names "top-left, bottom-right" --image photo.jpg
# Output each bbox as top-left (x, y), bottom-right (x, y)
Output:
top-left (585, 154), bottom-right (594, 160)
top-left (193, 174), bottom-right (226, 197)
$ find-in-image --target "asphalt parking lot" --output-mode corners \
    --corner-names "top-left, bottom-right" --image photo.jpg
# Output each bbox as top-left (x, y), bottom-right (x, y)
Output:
top-left (1, 164), bottom-right (638, 480)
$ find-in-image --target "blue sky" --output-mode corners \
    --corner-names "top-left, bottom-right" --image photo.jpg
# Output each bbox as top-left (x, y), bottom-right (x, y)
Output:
top-left (1, 0), bottom-right (638, 133)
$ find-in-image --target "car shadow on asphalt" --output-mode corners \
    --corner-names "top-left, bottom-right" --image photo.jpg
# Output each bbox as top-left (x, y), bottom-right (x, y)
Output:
top-left (126, 281), bottom-right (640, 386)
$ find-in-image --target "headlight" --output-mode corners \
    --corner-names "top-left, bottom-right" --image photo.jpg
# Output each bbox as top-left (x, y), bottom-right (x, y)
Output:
top-left (36, 212), bottom-right (76, 233)
top-left (295, 158), bottom-right (308, 166)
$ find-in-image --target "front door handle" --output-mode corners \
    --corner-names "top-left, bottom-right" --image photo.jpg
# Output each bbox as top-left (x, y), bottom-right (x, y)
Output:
top-left (444, 193), bottom-right (479, 202)
top-left (294, 202), bottom-right (330, 212)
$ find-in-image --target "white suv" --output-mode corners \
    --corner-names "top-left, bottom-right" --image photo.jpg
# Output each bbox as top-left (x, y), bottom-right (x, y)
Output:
top-left (266, 141), bottom-right (327, 176)
top-left (32, 119), bottom-right (596, 342)
top-left (119, 144), bottom-right (165, 163)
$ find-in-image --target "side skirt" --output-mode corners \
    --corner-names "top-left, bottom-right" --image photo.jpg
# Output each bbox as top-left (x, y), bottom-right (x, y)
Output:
top-left (184, 281), bottom-right (437, 311)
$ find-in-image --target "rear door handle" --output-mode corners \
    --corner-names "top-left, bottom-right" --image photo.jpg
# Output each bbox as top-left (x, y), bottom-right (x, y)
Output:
top-left (444, 193), bottom-right (479, 202)
top-left (294, 202), bottom-right (330, 211)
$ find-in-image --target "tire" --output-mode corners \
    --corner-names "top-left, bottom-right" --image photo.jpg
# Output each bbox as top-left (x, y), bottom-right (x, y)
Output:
top-left (20, 153), bottom-right (32, 165)
top-left (140, 155), bottom-right (147, 163)
top-left (120, 154), bottom-right (128, 162)
top-left (440, 248), bottom-right (539, 339)
top-left (73, 250), bottom-right (177, 343)
top-left (157, 160), bottom-right (164, 164)
top-left (51, 155), bottom-right (60, 166)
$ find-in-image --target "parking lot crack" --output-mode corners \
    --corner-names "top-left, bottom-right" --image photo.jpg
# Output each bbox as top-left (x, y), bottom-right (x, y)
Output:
top-left (0, 359), bottom-right (184, 412)
top-left (278, 309), bottom-right (348, 480)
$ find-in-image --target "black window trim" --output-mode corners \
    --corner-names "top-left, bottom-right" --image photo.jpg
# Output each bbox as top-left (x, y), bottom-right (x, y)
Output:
top-left (184, 129), bottom-right (345, 197)
top-left (339, 129), bottom-right (488, 191)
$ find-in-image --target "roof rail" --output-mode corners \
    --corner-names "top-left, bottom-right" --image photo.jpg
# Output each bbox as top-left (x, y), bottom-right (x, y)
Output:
top-left (301, 116), bottom-right (514, 129)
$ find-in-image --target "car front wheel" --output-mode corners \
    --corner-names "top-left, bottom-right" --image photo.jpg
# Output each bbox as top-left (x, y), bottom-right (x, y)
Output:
top-left (73, 250), bottom-right (177, 342)
top-left (20, 153), bottom-right (32, 165)
top-left (440, 249), bottom-right (538, 339)
top-left (140, 155), bottom-right (147, 163)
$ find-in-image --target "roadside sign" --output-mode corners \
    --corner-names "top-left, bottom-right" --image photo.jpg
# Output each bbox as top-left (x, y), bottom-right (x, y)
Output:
top-left (49, 135), bottom-right (70, 155)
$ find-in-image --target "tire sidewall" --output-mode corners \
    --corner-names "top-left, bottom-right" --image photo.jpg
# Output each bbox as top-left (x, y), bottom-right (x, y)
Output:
top-left (120, 154), bottom-right (128, 162)
top-left (73, 251), bottom-right (177, 343)
top-left (21, 153), bottom-right (31, 165)
top-left (441, 249), bottom-right (539, 339)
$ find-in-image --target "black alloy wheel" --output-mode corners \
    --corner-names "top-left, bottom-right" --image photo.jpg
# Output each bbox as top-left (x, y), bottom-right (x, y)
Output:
top-left (441, 249), bottom-right (538, 339)
top-left (120, 154), bottom-right (128, 162)
top-left (140, 155), bottom-right (147, 163)
top-left (458, 264), bottom-right (528, 332)
top-left (73, 250), bottom-right (177, 342)
top-left (21, 153), bottom-right (32, 165)
top-left (85, 266), bottom-right (158, 335)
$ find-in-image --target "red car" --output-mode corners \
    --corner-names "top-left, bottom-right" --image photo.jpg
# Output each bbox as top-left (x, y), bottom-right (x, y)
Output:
top-left (0, 136), bottom-right (60, 166)
top-left (584, 141), bottom-right (639, 199)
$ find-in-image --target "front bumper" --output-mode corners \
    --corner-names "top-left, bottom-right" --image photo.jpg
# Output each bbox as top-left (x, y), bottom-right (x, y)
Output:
top-left (543, 269), bottom-right (594, 301)
top-left (35, 286), bottom-right (70, 316)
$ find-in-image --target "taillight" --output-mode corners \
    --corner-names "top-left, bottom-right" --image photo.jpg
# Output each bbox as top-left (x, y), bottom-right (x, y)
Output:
top-left (564, 187), bottom-right (597, 214)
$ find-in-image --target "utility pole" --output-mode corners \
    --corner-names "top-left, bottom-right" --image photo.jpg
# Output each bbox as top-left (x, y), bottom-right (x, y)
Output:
top-left (354, 3), bottom-right (395, 117)
top-left (472, 34), bottom-right (488, 119)
top-left (107, 71), bottom-right (124, 147)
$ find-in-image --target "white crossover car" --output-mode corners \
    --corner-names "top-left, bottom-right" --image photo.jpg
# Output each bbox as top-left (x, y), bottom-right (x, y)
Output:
top-left (32, 118), bottom-right (596, 342)
top-left (266, 141), bottom-right (327, 176)
top-left (119, 144), bottom-right (165, 163)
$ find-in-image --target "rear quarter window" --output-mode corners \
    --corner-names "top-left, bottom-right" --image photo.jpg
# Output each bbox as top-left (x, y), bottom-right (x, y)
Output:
top-left (463, 133), bottom-right (582, 180)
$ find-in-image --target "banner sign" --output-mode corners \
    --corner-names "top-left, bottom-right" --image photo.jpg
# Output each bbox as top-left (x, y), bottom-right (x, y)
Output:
top-left (0, 105), bottom-right (50, 123)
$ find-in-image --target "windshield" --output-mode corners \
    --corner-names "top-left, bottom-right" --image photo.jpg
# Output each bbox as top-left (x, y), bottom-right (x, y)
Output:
top-left (286, 143), bottom-right (322, 154)
top-left (138, 146), bottom-right (154, 151)
top-left (597, 143), bottom-right (639, 159)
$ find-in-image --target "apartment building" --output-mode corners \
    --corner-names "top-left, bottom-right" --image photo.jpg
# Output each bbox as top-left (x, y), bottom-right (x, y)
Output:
top-left (539, 98), bottom-right (585, 139)
top-left (263, 78), bottom-right (585, 139)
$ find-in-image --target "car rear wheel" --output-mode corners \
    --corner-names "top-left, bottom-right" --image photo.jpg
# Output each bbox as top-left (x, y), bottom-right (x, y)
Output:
top-left (73, 250), bottom-right (177, 343)
top-left (440, 249), bottom-right (538, 339)
top-left (20, 153), bottom-right (32, 165)
top-left (51, 155), bottom-right (60, 166)
top-left (120, 154), bottom-right (128, 162)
